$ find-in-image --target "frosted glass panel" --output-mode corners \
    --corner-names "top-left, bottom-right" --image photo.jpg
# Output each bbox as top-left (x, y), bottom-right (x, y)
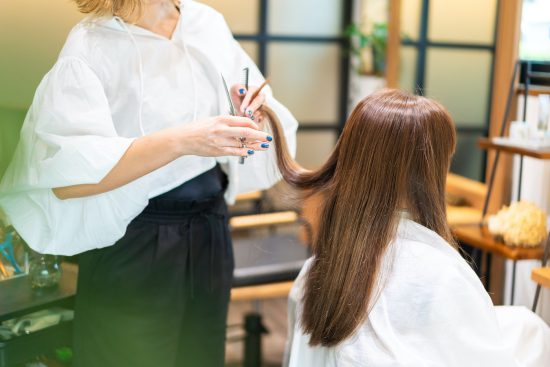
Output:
top-left (425, 49), bottom-right (492, 127)
top-left (296, 131), bottom-right (337, 169)
top-left (428, 0), bottom-right (497, 44)
top-left (199, 0), bottom-right (259, 34)
top-left (268, 0), bottom-right (342, 36)
top-left (401, 0), bottom-right (422, 40)
top-left (268, 43), bottom-right (340, 124)
top-left (399, 46), bottom-right (417, 93)
top-left (239, 41), bottom-right (259, 65)
top-left (360, 0), bottom-right (389, 30)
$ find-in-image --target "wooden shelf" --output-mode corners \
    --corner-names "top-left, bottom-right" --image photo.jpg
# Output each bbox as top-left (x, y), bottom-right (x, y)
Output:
top-left (235, 191), bottom-right (262, 202)
top-left (478, 138), bottom-right (550, 159)
top-left (531, 267), bottom-right (550, 289)
top-left (446, 173), bottom-right (487, 211)
top-left (517, 85), bottom-right (550, 96)
top-left (0, 263), bottom-right (77, 322)
top-left (230, 211), bottom-right (299, 231)
top-left (0, 320), bottom-right (73, 367)
top-left (231, 281), bottom-right (294, 302)
top-left (453, 225), bottom-right (544, 260)
top-left (447, 205), bottom-right (482, 227)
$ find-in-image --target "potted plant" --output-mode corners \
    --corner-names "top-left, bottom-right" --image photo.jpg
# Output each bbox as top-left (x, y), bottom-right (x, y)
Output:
top-left (345, 22), bottom-right (388, 76)
top-left (345, 22), bottom-right (388, 111)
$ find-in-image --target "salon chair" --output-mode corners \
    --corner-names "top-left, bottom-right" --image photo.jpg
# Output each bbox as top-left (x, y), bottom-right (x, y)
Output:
top-left (228, 206), bottom-right (309, 367)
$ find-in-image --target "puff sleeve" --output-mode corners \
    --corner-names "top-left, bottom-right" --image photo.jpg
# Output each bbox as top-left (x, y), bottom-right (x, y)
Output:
top-left (0, 57), bottom-right (150, 255)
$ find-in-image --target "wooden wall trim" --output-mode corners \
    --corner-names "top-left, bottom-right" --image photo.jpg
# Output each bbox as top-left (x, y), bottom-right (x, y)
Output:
top-left (486, 0), bottom-right (523, 213)
top-left (485, 0), bottom-right (523, 306)
top-left (386, 0), bottom-right (401, 88)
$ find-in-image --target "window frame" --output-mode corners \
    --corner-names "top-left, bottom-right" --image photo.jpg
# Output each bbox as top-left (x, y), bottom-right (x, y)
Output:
top-left (401, 0), bottom-right (500, 180)
top-left (233, 0), bottom-right (354, 135)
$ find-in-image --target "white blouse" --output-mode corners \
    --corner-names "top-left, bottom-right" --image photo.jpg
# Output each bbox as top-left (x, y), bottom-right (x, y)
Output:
top-left (0, 0), bottom-right (298, 255)
top-left (285, 219), bottom-right (550, 367)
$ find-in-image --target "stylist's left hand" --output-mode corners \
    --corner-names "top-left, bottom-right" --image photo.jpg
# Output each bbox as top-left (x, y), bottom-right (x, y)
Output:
top-left (231, 84), bottom-right (267, 125)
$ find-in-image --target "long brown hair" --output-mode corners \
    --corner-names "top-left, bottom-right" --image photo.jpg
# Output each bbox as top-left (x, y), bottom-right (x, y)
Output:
top-left (264, 89), bottom-right (456, 347)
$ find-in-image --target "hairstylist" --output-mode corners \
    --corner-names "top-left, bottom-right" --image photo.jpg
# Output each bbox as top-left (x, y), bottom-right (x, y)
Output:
top-left (0, 0), bottom-right (298, 366)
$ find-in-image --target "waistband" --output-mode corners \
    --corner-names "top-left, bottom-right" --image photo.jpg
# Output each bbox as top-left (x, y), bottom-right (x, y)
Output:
top-left (137, 166), bottom-right (228, 222)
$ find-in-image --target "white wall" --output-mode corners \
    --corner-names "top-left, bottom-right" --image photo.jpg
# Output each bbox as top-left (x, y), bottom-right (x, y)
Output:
top-left (504, 94), bottom-right (550, 322)
top-left (0, 0), bottom-right (84, 109)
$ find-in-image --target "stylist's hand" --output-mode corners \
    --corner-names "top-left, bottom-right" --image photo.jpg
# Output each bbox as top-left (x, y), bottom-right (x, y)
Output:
top-left (231, 84), bottom-right (267, 125)
top-left (179, 115), bottom-right (272, 157)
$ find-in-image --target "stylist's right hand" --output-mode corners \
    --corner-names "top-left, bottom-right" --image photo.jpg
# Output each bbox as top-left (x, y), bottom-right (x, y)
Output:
top-left (179, 115), bottom-right (272, 157)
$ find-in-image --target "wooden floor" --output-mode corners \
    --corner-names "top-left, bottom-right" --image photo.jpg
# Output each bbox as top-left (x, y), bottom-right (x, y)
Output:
top-left (225, 297), bottom-right (288, 367)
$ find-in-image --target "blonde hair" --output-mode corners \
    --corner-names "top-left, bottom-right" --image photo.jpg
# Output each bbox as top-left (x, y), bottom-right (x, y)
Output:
top-left (73, 0), bottom-right (180, 22)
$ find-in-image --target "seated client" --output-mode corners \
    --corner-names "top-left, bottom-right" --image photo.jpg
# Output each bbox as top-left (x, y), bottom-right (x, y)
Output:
top-left (264, 89), bottom-right (550, 367)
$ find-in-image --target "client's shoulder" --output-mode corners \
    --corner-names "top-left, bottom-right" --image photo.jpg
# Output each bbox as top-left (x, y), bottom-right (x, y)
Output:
top-left (389, 220), bottom-right (476, 286)
top-left (395, 219), bottom-right (462, 264)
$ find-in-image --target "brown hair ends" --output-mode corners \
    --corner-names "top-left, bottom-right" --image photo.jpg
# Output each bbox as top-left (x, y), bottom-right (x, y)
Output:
top-left (264, 89), bottom-right (457, 347)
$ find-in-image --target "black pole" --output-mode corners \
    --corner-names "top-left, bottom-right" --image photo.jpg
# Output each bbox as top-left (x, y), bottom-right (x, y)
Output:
top-left (243, 313), bottom-right (268, 367)
top-left (338, 0), bottom-right (353, 133)
top-left (517, 156), bottom-right (524, 200)
top-left (481, 60), bottom-right (521, 218)
top-left (510, 260), bottom-right (517, 305)
top-left (257, 0), bottom-right (268, 74)
top-left (532, 232), bottom-right (550, 312)
top-left (522, 61), bottom-right (531, 121)
top-left (484, 252), bottom-right (492, 291)
top-left (517, 61), bottom-right (531, 201)
top-left (414, 0), bottom-right (430, 95)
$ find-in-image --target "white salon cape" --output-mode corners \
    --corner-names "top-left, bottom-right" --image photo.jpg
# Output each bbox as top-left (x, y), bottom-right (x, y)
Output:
top-left (0, 0), bottom-right (298, 255)
top-left (285, 219), bottom-right (550, 367)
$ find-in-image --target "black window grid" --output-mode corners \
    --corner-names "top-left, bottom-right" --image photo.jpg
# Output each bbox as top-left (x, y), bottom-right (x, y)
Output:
top-left (403, 0), bottom-right (499, 180)
top-left (233, 0), bottom-right (353, 135)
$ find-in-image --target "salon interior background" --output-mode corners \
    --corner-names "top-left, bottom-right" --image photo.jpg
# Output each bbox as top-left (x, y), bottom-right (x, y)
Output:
top-left (0, 0), bottom-right (501, 182)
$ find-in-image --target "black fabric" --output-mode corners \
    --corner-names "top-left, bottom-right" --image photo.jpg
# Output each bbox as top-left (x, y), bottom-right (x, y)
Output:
top-left (73, 166), bottom-right (233, 367)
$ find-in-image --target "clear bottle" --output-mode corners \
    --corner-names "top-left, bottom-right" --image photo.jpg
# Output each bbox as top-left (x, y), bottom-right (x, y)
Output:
top-left (29, 255), bottom-right (62, 288)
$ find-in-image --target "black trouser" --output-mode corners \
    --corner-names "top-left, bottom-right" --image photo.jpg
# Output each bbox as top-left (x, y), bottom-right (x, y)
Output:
top-left (73, 166), bottom-right (234, 367)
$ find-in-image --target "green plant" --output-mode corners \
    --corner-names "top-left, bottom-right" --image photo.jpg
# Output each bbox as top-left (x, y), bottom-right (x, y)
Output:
top-left (345, 22), bottom-right (388, 76)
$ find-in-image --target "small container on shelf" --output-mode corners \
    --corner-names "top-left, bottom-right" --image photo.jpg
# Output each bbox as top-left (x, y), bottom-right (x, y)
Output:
top-left (29, 254), bottom-right (62, 289)
top-left (0, 228), bottom-right (29, 282)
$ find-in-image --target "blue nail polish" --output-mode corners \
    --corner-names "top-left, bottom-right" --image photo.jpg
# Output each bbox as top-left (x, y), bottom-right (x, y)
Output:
top-left (239, 88), bottom-right (245, 95)
top-left (261, 143), bottom-right (270, 149)
top-left (266, 136), bottom-right (273, 142)
top-left (248, 110), bottom-right (253, 116)
top-left (248, 150), bottom-right (254, 155)
top-left (251, 116), bottom-right (255, 120)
